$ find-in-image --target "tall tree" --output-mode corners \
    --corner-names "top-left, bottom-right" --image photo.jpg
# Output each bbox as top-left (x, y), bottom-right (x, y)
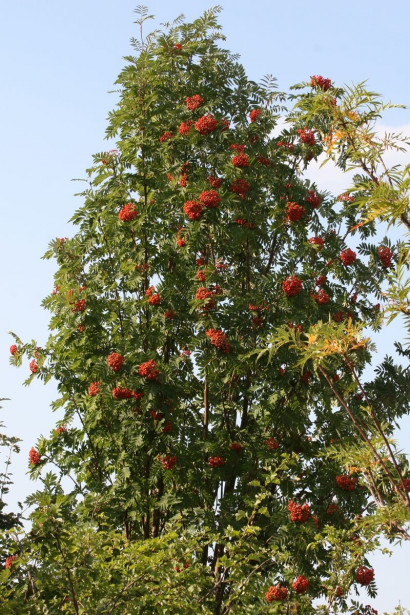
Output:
top-left (4, 7), bottom-right (410, 614)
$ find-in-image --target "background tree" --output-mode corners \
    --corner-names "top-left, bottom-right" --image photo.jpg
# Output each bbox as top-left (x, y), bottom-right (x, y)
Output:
top-left (3, 6), bottom-right (409, 614)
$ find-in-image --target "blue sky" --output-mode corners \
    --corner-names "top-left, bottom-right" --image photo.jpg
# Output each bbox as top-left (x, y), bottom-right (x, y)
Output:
top-left (1, 1), bottom-right (409, 611)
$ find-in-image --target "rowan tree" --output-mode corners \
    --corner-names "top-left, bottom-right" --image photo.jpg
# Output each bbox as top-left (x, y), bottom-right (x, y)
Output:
top-left (3, 6), bottom-right (410, 614)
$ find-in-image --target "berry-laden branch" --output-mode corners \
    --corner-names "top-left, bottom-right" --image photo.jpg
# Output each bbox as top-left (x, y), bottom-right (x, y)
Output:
top-left (319, 365), bottom-right (410, 509)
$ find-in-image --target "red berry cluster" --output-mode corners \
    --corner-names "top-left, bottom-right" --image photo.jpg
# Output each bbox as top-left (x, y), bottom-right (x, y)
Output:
top-left (177, 228), bottom-right (186, 247)
top-left (183, 200), bottom-right (203, 220)
top-left (139, 359), bottom-right (159, 380)
top-left (185, 94), bottom-right (203, 110)
top-left (277, 140), bottom-right (294, 151)
top-left (310, 75), bottom-right (331, 90)
top-left (230, 143), bottom-right (246, 152)
top-left (179, 120), bottom-right (193, 136)
top-left (327, 502), bottom-right (338, 515)
top-left (340, 248), bottom-right (356, 266)
top-left (356, 566), bottom-right (374, 586)
top-left (72, 299), bottom-right (86, 313)
top-left (282, 276), bottom-right (302, 297)
top-left (118, 203), bottom-right (138, 221)
top-left (249, 108), bottom-right (261, 123)
top-left (336, 474), bottom-right (357, 491)
top-left (232, 153), bottom-right (249, 168)
top-left (55, 425), bottom-right (67, 435)
top-left (159, 131), bottom-right (173, 143)
top-left (265, 437), bottom-right (279, 450)
top-left (208, 176), bottom-right (222, 188)
top-left (403, 478), bottom-right (410, 491)
top-left (112, 386), bottom-right (133, 400)
top-left (315, 275), bottom-right (326, 286)
top-left (230, 442), bottom-right (243, 451)
top-left (298, 128), bottom-right (315, 146)
top-left (287, 202), bottom-right (306, 222)
top-left (231, 178), bottom-right (250, 197)
top-left (308, 236), bottom-right (324, 250)
top-left (338, 193), bottom-right (354, 203)
top-left (194, 114), bottom-right (218, 135)
top-left (89, 381), bottom-right (100, 397)
top-left (208, 456), bottom-right (226, 467)
top-left (164, 309), bottom-right (176, 319)
top-left (29, 447), bottom-right (41, 466)
top-left (306, 190), bottom-right (321, 208)
top-left (158, 454), bottom-right (177, 470)
top-left (5, 555), bottom-right (16, 569)
top-left (257, 155), bottom-right (271, 166)
top-left (205, 329), bottom-right (230, 353)
top-left (292, 575), bottom-right (309, 594)
top-left (10, 344), bottom-right (17, 355)
top-left (195, 287), bottom-right (215, 311)
top-left (312, 289), bottom-right (330, 304)
top-left (107, 352), bottom-right (124, 372)
top-left (149, 293), bottom-right (161, 306)
top-left (377, 246), bottom-right (393, 268)
top-left (288, 500), bottom-right (310, 522)
top-left (265, 585), bottom-right (288, 603)
top-left (234, 218), bottom-right (255, 228)
top-left (29, 360), bottom-right (38, 374)
top-left (199, 190), bottom-right (220, 208)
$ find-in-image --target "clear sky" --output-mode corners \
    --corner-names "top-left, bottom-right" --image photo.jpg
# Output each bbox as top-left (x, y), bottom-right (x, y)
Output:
top-left (1, 1), bottom-right (409, 611)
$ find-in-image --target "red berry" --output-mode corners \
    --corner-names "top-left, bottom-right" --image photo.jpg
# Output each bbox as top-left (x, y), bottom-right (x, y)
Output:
top-left (118, 203), bottom-right (138, 221)
top-left (336, 474), bottom-right (357, 491)
top-left (288, 500), bottom-right (310, 522)
top-left (199, 190), bottom-right (220, 208)
top-left (112, 386), bottom-right (133, 400)
top-left (159, 131), bottom-right (173, 143)
top-left (340, 248), bottom-right (356, 266)
top-left (89, 381), bottom-right (100, 397)
top-left (249, 109), bottom-right (261, 123)
top-left (231, 153), bottom-right (249, 168)
top-left (310, 75), bottom-right (332, 91)
top-left (183, 200), bottom-right (203, 220)
top-left (179, 120), bottom-right (193, 136)
top-left (282, 276), bottom-right (302, 297)
top-left (292, 575), bottom-right (309, 594)
top-left (205, 329), bottom-right (230, 353)
top-left (9, 344), bottom-right (17, 355)
top-left (298, 128), bottom-right (315, 146)
top-left (185, 94), bottom-right (203, 110)
top-left (230, 442), bottom-right (243, 451)
top-left (158, 454), bottom-right (177, 470)
top-left (208, 176), bottom-right (223, 188)
top-left (72, 299), bottom-right (86, 313)
top-left (265, 437), bottom-right (279, 450)
top-left (194, 114), bottom-right (217, 135)
top-left (139, 359), bottom-right (159, 380)
top-left (377, 246), bottom-right (393, 268)
top-left (208, 456), bottom-right (226, 468)
top-left (29, 447), bottom-right (41, 466)
top-left (107, 352), bottom-right (124, 372)
top-left (231, 178), bottom-right (250, 197)
top-left (308, 236), bottom-right (324, 250)
top-left (5, 555), bottom-right (16, 569)
top-left (306, 190), bottom-right (321, 208)
top-left (287, 202), bottom-right (306, 222)
top-left (356, 566), bottom-right (374, 586)
top-left (265, 585), bottom-right (288, 602)
top-left (29, 360), bottom-right (38, 374)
